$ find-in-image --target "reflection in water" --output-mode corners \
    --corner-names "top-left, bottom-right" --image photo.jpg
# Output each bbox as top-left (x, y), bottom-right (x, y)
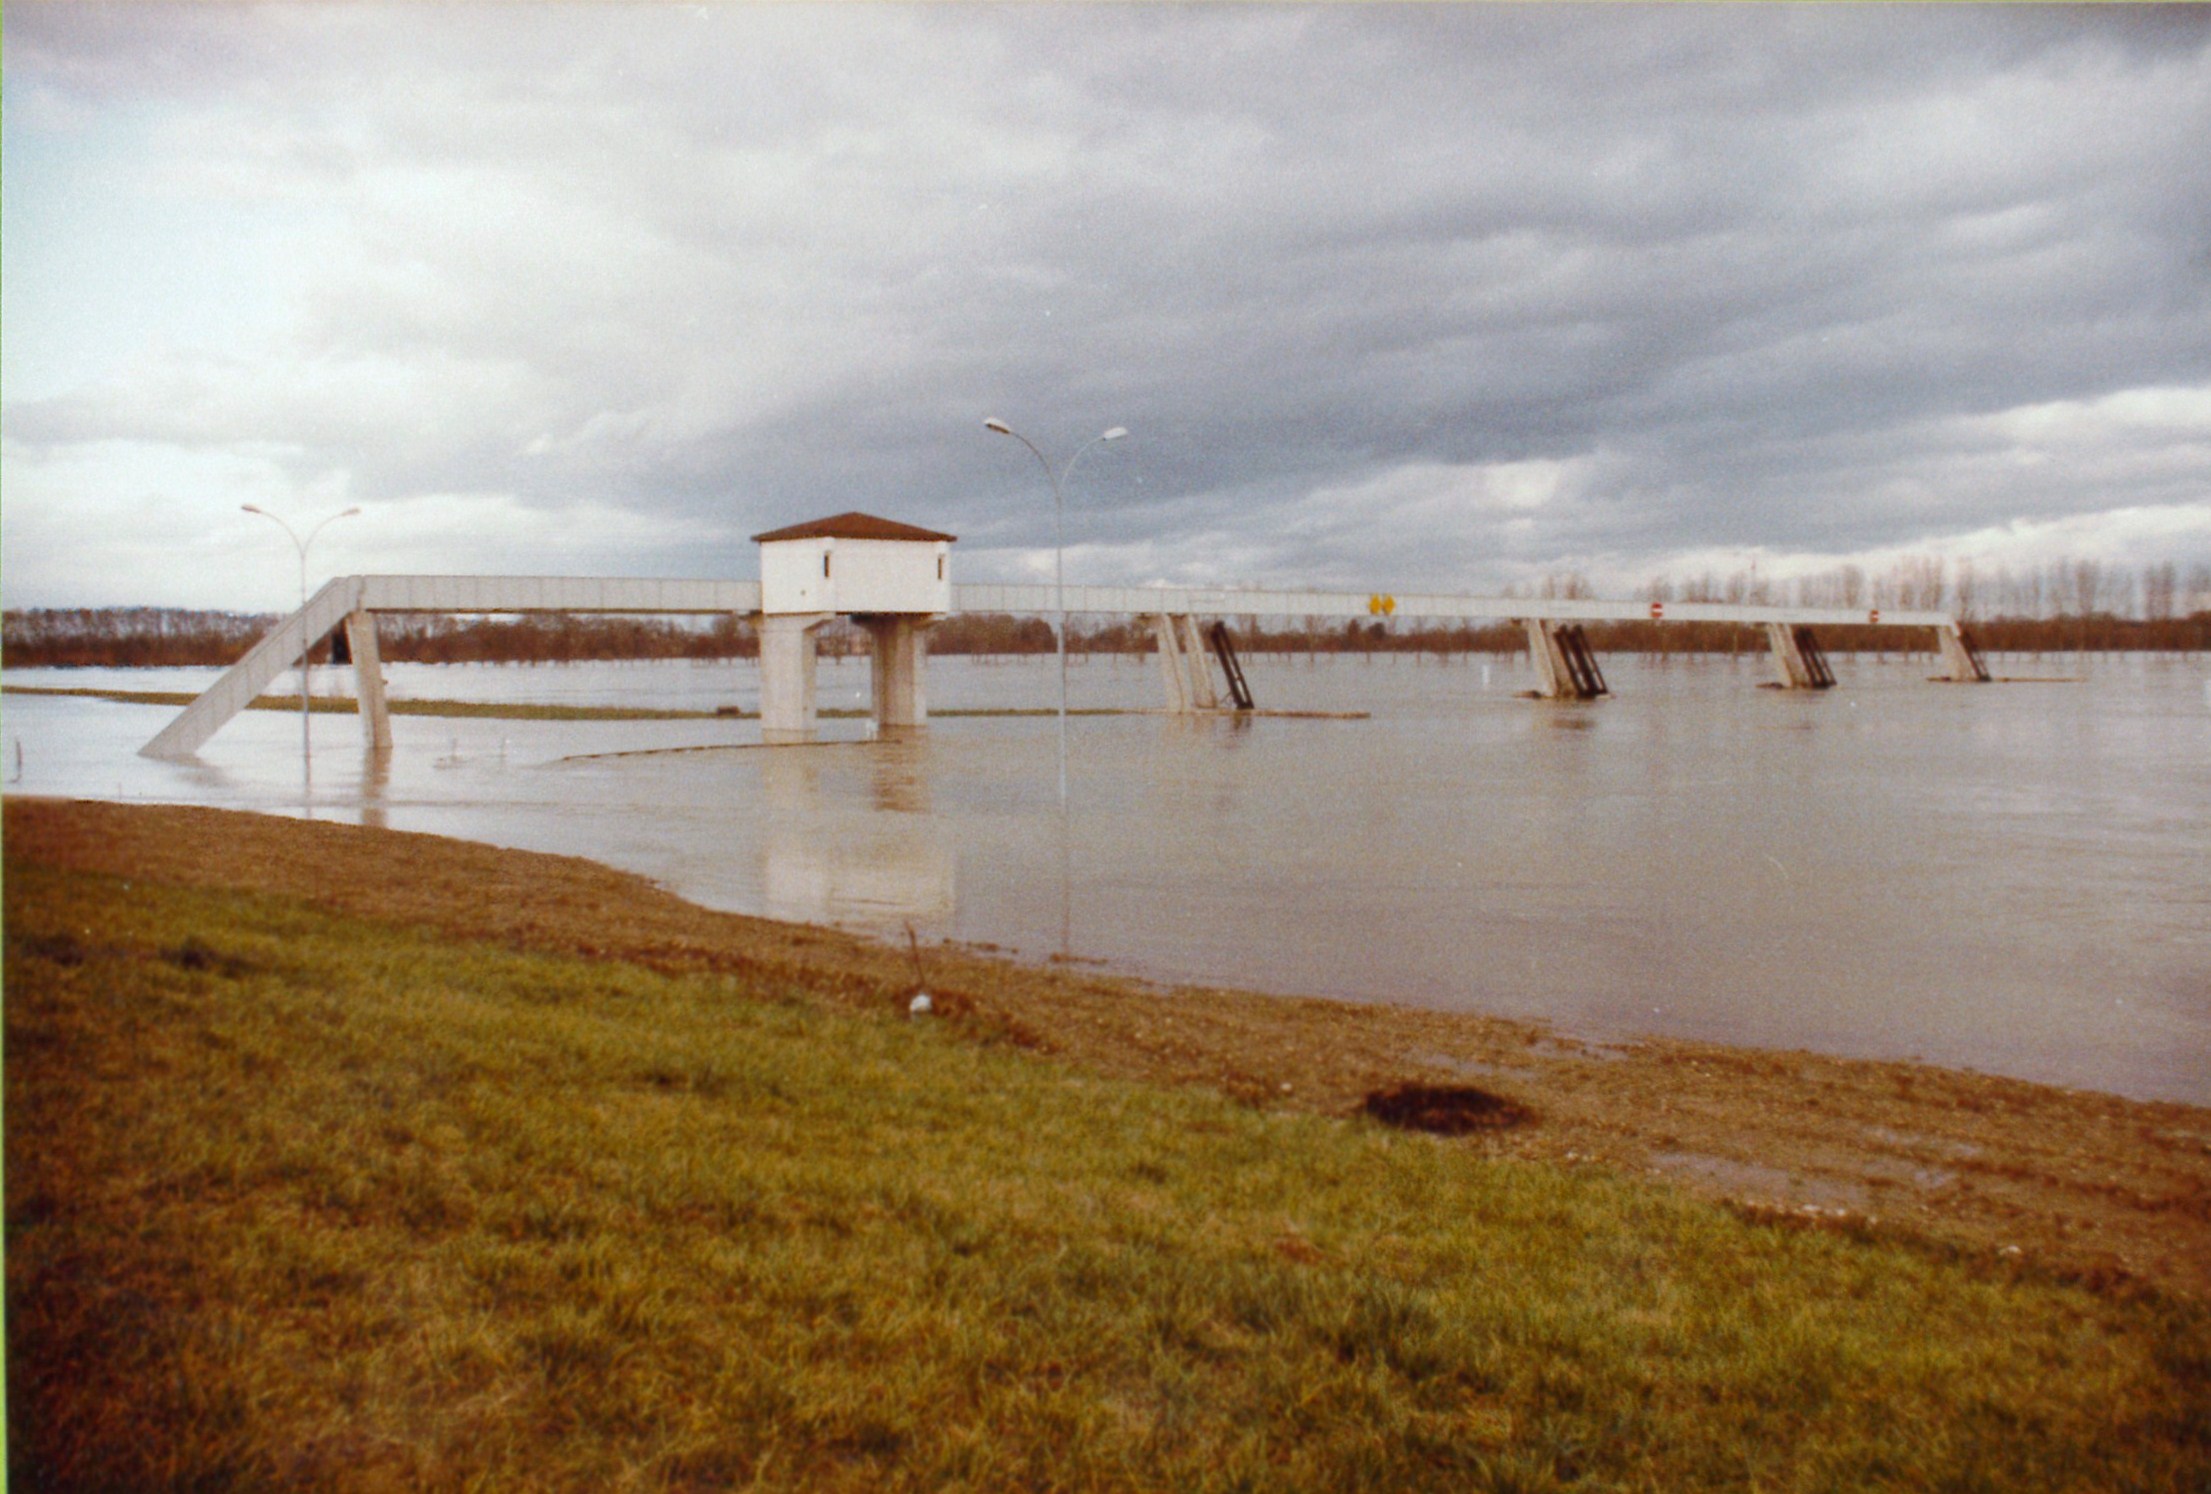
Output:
top-left (1059, 800), bottom-right (1073, 959)
top-left (870, 738), bottom-right (930, 814)
top-left (761, 830), bottom-right (955, 924)
top-left (760, 743), bottom-right (953, 924)
top-left (300, 713), bottom-right (315, 819)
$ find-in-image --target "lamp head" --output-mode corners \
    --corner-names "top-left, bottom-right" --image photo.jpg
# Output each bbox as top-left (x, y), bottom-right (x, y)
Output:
top-left (1101, 427), bottom-right (1128, 441)
top-left (241, 503), bottom-right (267, 515)
top-left (984, 418), bottom-right (1012, 435)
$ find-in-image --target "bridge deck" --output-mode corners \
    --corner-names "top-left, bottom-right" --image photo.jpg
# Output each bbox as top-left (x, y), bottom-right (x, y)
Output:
top-left (341, 574), bottom-right (1941, 629)
top-left (139, 573), bottom-right (1958, 758)
top-left (952, 583), bottom-right (1946, 629)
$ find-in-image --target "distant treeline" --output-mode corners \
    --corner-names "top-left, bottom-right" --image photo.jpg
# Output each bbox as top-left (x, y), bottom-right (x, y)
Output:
top-left (7, 596), bottom-right (2208, 670)
top-left (381, 613), bottom-right (756, 663)
top-left (2, 609), bottom-right (279, 668)
top-left (1, 610), bottom-right (759, 668)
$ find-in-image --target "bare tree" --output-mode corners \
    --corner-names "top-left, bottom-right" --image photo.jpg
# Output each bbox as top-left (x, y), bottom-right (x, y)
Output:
top-left (2142, 560), bottom-right (2178, 622)
top-left (2067, 558), bottom-right (2104, 618)
top-left (1892, 555), bottom-right (1946, 612)
top-left (1953, 560), bottom-right (1979, 621)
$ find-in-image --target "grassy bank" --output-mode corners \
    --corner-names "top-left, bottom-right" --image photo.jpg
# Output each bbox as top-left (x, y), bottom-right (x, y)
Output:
top-left (8, 851), bottom-right (2208, 1489)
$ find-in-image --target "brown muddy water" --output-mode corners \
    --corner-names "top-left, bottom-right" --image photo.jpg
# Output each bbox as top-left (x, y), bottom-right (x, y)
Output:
top-left (6, 649), bottom-right (2205, 1104)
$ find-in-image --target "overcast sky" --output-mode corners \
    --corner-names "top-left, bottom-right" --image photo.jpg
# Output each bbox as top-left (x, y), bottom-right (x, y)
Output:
top-left (4, 3), bottom-right (2208, 612)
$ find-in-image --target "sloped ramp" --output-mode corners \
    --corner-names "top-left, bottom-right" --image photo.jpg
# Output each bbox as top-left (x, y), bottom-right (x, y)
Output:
top-left (140, 577), bottom-right (364, 759)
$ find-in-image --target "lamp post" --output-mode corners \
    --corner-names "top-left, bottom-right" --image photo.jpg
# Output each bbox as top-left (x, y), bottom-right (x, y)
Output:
top-left (242, 503), bottom-right (360, 761)
top-left (983, 419), bottom-right (1127, 805)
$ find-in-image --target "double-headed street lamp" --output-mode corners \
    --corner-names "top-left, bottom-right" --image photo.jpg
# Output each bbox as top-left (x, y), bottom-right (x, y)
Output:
top-left (242, 503), bottom-right (360, 758)
top-left (984, 419), bottom-right (1127, 806)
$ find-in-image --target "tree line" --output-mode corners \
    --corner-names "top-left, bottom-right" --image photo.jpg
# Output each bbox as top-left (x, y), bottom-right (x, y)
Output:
top-left (6, 555), bottom-right (2206, 668)
top-left (0, 609), bottom-right (761, 668)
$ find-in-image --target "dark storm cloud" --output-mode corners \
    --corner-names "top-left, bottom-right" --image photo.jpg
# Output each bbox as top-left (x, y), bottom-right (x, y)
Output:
top-left (5, 3), bottom-right (2208, 606)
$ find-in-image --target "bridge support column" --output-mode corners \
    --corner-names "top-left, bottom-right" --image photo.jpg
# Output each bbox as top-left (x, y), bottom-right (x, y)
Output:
top-left (1525, 619), bottom-right (1568, 698)
top-left (1148, 614), bottom-right (1219, 713)
top-left (344, 609), bottom-right (393, 752)
top-left (1764, 623), bottom-right (1835, 689)
top-left (856, 614), bottom-right (936, 734)
top-left (1934, 622), bottom-right (1991, 683)
top-left (1522, 619), bottom-right (1608, 700)
top-left (759, 613), bottom-right (832, 743)
top-left (1178, 617), bottom-right (1219, 711)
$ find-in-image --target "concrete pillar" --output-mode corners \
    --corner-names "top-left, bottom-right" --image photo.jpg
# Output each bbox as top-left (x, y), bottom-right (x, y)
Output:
top-left (344, 609), bottom-right (393, 753)
top-left (1523, 618), bottom-right (1573, 699)
top-left (1764, 622), bottom-right (1814, 689)
top-left (858, 614), bottom-right (936, 734)
top-left (1521, 618), bottom-right (1609, 699)
top-left (1150, 614), bottom-right (1220, 713)
top-left (1149, 615), bottom-right (1191, 712)
top-left (1935, 622), bottom-right (1990, 683)
top-left (1176, 616), bottom-right (1220, 710)
top-left (758, 613), bottom-right (832, 743)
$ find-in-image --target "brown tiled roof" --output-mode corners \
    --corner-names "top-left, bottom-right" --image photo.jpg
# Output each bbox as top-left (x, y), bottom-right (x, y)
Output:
top-left (750, 512), bottom-right (957, 544)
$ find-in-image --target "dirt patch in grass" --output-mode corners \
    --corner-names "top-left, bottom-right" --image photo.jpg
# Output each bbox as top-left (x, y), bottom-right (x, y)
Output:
top-left (1362, 1083), bottom-right (1534, 1134)
top-left (9, 794), bottom-right (2210, 1301)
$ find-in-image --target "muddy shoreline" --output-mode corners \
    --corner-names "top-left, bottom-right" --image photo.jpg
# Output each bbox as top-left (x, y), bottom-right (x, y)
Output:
top-left (8, 795), bottom-right (2207, 1299)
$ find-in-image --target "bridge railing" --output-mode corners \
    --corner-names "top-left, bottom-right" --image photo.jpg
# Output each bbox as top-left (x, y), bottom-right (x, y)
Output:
top-left (948, 582), bottom-right (1949, 629)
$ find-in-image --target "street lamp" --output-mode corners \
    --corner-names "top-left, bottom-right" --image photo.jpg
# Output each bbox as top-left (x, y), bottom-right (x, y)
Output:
top-left (242, 503), bottom-right (361, 759)
top-left (983, 419), bottom-right (1127, 805)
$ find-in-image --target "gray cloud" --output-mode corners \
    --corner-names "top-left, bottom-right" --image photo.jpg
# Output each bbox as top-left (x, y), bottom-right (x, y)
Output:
top-left (4, 3), bottom-right (2208, 608)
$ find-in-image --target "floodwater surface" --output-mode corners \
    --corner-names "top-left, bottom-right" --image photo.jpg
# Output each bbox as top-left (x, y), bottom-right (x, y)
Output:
top-left (6, 649), bottom-right (2206, 1104)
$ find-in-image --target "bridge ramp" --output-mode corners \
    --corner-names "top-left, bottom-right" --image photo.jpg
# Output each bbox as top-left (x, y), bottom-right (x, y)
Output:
top-left (141, 577), bottom-right (364, 758)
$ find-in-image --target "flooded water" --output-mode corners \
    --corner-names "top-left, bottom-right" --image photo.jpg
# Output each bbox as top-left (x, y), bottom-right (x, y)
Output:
top-left (5, 648), bottom-right (2207, 1105)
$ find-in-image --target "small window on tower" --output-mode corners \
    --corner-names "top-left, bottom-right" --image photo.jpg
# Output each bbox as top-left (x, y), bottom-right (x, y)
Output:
top-left (823, 553), bottom-right (832, 578)
top-left (937, 555), bottom-right (945, 580)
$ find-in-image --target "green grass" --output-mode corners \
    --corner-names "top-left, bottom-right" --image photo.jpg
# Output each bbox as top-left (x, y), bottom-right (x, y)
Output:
top-left (7, 864), bottom-right (2207, 1491)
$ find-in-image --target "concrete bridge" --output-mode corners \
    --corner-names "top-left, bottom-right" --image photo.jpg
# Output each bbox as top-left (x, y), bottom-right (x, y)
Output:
top-left (141, 513), bottom-right (1987, 758)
